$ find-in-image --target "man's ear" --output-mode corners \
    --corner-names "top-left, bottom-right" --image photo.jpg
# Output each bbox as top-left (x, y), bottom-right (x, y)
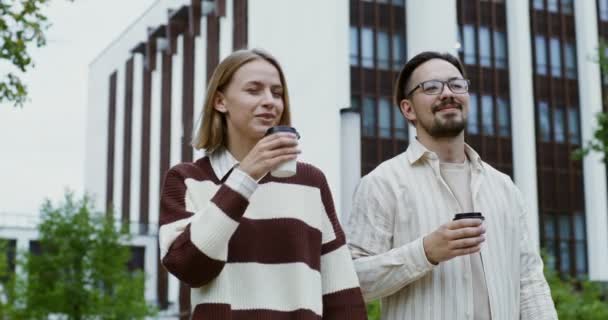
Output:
top-left (213, 92), bottom-right (228, 113)
top-left (400, 98), bottom-right (416, 123)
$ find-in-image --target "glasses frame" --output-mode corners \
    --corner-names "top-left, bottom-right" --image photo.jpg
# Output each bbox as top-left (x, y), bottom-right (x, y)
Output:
top-left (406, 78), bottom-right (471, 97)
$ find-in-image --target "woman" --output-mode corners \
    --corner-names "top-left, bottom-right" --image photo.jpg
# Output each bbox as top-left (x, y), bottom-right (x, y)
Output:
top-left (158, 48), bottom-right (367, 319)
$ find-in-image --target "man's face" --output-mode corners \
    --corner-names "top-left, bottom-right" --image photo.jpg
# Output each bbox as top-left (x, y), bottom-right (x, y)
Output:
top-left (401, 59), bottom-right (469, 138)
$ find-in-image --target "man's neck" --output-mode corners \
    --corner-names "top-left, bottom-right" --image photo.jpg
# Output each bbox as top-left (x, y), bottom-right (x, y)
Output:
top-left (416, 129), bottom-right (466, 163)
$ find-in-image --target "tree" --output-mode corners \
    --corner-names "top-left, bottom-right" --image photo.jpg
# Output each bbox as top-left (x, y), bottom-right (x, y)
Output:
top-left (1, 0), bottom-right (71, 107)
top-left (1, 192), bottom-right (156, 319)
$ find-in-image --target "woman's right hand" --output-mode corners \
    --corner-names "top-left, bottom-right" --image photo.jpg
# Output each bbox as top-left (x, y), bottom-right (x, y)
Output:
top-left (239, 132), bottom-right (300, 180)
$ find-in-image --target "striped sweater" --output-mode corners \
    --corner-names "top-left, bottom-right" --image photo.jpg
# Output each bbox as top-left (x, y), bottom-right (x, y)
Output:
top-left (158, 155), bottom-right (367, 319)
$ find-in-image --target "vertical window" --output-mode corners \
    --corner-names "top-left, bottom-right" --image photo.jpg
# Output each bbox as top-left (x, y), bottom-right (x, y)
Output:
top-left (464, 25), bottom-right (477, 65)
top-left (550, 37), bottom-right (562, 77)
top-left (497, 98), bottom-right (510, 137)
top-left (361, 28), bottom-right (374, 68)
top-left (574, 214), bottom-right (586, 275)
top-left (392, 0), bottom-right (405, 5)
top-left (494, 31), bottom-right (507, 69)
top-left (561, 0), bottom-right (573, 14)
top-left (468, 94), bottom-right (479, 134)
top-left (393, 34), bottom-right (405, 70)
top-left (479, 26), bottom-right (492, 67)
top-left (558, 214), bottom-right (571, 274)
top-left (568, 108), bottom-right (580, 144)
top-left (533, 0), bottom-right (544, 10)
top-left (538, 101), bottom-right (551, 141)
top-left (543, 214), bottom-right (557, 269)
top-left (350, 26), bottom-right (359, 66)
top-left (362, 97), bottom-right (376, 136)
top-left (547, 0), bottom-right (558, 12)
top-left (553, 106), bottom-right (565, 142)
top-left (394, 107), bottom-right (407, 140)
top-left (564, 42), bottom-right (577, 79)
top-left (377, 31), bottom-right (390, 70)
top-left (378, 97), bottom-right (392, 137)
top-left (482, 95), bottom-right (495, 135)
top-left (535, 35), bottom-right (547, 75)
top-left (601, 0), bottom-right (608, 21)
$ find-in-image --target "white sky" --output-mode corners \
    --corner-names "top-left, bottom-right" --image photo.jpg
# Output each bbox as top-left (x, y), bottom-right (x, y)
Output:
top-left (0, 0), bottom-right (156, 214)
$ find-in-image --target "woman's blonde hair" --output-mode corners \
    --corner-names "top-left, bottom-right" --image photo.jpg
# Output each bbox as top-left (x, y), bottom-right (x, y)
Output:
top-left (192, 48), bottom-right (292, 153)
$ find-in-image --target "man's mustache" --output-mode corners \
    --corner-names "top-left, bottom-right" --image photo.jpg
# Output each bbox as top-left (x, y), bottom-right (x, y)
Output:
top-left (432, 98), bottom-right (463, 113)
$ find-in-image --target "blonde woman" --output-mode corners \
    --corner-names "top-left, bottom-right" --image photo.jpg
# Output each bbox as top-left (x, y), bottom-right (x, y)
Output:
top-left (158, 49), bottom-right (367, 319)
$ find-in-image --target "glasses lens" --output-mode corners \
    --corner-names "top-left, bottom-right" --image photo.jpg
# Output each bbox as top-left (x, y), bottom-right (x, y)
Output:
top-left (449, 79), bottom-right (468, 93)
top-left (422, 80), bottom-right (443, 95)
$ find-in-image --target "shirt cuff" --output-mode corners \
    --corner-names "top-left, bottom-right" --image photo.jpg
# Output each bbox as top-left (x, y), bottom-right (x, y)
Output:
top-left (411, 236), bottom-right (436, 271)
top-left (224, 167), bottom-right (258, 199)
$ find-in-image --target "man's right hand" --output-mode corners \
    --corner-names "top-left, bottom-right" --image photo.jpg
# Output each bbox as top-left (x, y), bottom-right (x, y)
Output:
top-left (422, 219), bottom-right (486, 265)
top-left (239, 132), bottom-right (300, 180)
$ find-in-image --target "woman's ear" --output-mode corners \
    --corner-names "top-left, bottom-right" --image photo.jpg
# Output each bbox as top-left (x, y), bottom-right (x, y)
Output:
top-left (400, 98), bottom-right (416, 123)
top-left (213, 92), bottom-right (228, 113)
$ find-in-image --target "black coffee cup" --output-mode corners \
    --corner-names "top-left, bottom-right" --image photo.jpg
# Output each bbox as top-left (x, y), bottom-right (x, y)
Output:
top-left (453, 212), bottom-right (485, 221)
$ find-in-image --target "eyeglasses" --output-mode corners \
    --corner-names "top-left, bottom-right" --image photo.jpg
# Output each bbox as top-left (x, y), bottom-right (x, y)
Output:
top-left (406, 78), bottom-right (470, 97)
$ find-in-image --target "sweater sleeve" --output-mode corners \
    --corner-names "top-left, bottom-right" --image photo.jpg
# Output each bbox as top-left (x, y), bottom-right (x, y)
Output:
top-left (314, 170), bottom-right (367, 319)
top-left (158, 165), bottom-right (257, 287)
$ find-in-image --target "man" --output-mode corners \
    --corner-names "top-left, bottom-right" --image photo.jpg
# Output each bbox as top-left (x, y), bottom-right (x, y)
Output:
top-left (345, 51), bottom-right (557, 320)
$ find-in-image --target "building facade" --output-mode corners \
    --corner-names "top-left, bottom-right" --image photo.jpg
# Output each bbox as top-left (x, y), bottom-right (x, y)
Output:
top-left (79, 0), bottom-right (608, 318)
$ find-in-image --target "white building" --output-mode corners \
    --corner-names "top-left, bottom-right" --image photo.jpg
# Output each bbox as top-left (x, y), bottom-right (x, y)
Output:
top-left (79, 0), bottom-right (608, 317)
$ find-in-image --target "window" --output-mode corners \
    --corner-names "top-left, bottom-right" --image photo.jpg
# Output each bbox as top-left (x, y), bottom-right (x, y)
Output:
top-left (564, 42), bottom-right (576, 79)
top-left (479, 26), bottom-right (492, 67)
top-left (535, 35), bottom-right (547, 75)
top-left (601, 0), bottom-right (608, 21)
top-left (538, 101), bottom-right (551, 141)
top-left (361, 28), bottom-right (374, 68)
top-left (533, 0), bottom-right (544, 10)
top-left (574, 214), bottom-right (586, 275)
top-left (463, 25), bottom-right (477, 65)
top-left (393, 34), bottom-right (405, 70)
top-left (550, 37), bottom-right (562, 77)
top-left (497, 98), bottom-right (510, 137)
top-left (362, 97), bottom-right (376, 136)
top-left (547, 0), bottom-right (558, 12)
top-left (558, 214), bottom-right (571, 274)
top-left (494, 31), bottom-right (507, 69)
top-left (350, 26), bottom-right (359, 66)
top-left (482, 95), bottom-right (495, 135)
top-left (553, 106), bottom-right (565, 142)
top-left (377, 31), bottom-right (390, 70)
top-left (543, 214), bottom-right (557, 269)
top-left (568, 108), bottom-right (580, 144)
top-left (394, 106), bottom-right (407, 140)
top-left (468, 94), bottom-right (479, 134)
top-left (378, 97), bottom-right (392, 137)
top-left (561, 0), bottom-right (573, 14)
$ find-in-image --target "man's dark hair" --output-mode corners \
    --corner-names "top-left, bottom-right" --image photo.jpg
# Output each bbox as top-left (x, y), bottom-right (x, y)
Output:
top-left (393, 51), bottom-right (466, 107)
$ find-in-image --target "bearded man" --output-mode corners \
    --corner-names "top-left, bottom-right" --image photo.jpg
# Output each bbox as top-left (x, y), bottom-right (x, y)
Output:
top-left (345, 51), bottom-right (557, 320)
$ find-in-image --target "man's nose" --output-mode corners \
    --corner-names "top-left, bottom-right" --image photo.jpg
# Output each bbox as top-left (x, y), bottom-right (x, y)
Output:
top-left (438, 83), bottom-right (455, 99)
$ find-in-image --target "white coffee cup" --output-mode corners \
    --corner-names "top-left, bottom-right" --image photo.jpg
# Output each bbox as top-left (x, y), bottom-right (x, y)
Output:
top-left (265, 126), bottom-right (300, 178)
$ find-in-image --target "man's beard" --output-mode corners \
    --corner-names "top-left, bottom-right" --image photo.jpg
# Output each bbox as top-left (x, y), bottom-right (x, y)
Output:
top-left (423, 99), bottom-right (467, 138)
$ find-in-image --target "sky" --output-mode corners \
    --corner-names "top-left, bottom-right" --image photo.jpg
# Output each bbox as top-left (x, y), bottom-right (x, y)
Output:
top-left (0, 0), bottom-right (156, 215)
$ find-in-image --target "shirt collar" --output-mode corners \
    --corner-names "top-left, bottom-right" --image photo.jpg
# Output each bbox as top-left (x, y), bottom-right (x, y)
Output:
top-left (208, 147), bottom-right (239, 180)
top-left (406, 137), bottom-right (484, 171)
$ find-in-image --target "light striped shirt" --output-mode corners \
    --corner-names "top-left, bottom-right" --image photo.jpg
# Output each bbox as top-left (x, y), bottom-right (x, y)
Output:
top-left (345, 139), bottom-right (557, 320)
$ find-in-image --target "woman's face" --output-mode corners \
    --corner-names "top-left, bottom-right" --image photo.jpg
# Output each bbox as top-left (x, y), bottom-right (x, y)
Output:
top-left (214, 59), bottom-right (285, 144)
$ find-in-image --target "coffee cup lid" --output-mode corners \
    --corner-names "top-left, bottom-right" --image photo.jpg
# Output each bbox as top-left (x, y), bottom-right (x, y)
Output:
top-left (453, 212), bottom-right (484, 220)
top-left (265, 126), bottom-right (300, 139)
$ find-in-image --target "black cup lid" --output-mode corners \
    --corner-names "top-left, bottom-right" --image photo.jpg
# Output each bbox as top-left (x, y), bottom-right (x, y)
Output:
top-left (453, 212), bottom-right (485, 220)
top-left (265, 126), bottom-right (300, 139)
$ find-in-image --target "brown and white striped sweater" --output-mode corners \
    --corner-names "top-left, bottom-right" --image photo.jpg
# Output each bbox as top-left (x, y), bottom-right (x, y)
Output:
top-left (158, 153), bottom-right (367, 319)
